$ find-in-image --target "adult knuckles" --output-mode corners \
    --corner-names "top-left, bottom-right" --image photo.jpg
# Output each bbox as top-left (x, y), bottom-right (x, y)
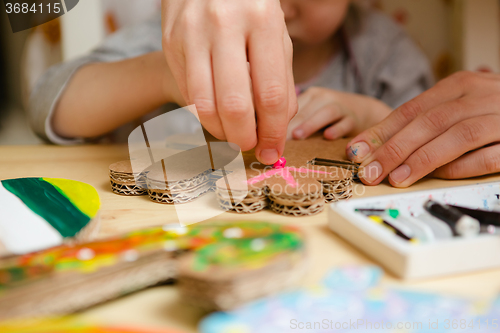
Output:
top-left (257, 83), bottom-right (287, 110)
top-left (411, 148), bottom-right (437, 168)
top-left (207, 0), bottom-right (279, 29)
top-left (483, 148), bottom-right (500, 174)
top-left (449, 71), bottom-right (474, 84)
top-left (258, 128), bottom-right (285, 146)
top-left (398, 100), bottom-right (424, 122)
top-left (248, 0), bottom-right (283, 25)
top-left (381, 140), bottom-right (408, 166)
top-left (489, 92), bottom-right (500, 107)
top-left (452, 71), bottom-right (484, 91)
top-left (193, 98), bottom-right (217, 117)
top-left (219, 95), bottom-right (251, 119)
top-left (177, 12), bottom-right (200, 32)
top-left (439, 162), bottom-right (463, 179)
top-left (207, 2), bottom-right (236, 29)
top-left (454, 121), bottom-right (485, 146)
top-left (420, 107), bottom-right (451, 133)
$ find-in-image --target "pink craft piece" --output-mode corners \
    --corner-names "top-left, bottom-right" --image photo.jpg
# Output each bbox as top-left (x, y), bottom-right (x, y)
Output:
top-left (247, 167), bottom-right (332, 188)
top-left (273, 157), bottom-right (287, 169)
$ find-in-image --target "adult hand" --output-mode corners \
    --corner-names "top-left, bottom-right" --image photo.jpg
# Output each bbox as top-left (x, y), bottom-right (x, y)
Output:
top-left (162, 0), bottom-right (297, 165)
top-left (346, 71), bottom-right (500, 187)
top-left (287, 87), bottom-right (391, 140)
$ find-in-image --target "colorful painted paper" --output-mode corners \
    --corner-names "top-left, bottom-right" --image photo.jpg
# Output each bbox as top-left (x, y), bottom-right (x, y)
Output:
top-left (200, 266), bottom-right (500, 333)
top-left (0, 222), bottom-right (303, 291)
top-left (0, 178), bottom-right (100, 255)
top-left (0, 317), bottom-right (184, 333)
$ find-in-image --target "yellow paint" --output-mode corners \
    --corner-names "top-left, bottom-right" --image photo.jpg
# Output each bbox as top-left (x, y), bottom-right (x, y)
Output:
top-left (368, 216), bottom-right (395, 233)
top-left (368, 216), bottom-right (384, 224)
top-left (43, 178), bottom-right (100, 218)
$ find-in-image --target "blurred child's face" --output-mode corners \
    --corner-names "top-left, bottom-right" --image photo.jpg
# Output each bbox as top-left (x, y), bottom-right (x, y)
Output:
top-left (281, 0), bottom-right (351, 47)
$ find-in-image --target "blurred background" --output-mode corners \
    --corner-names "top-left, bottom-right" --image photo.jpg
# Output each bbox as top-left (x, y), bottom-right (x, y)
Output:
top-left (0, 0), bottom-right (499, 145)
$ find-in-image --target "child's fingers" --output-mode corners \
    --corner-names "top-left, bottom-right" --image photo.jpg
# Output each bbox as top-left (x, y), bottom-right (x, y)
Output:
top-left (387, 115), bottom-right (500, 187)
top-left (212, 34), bottom-right (257, 152)
top-left (185, 47), bottom-right (226, 140)
top-left (249, 20), bottom-right (290, 164)
top-left (324, 117), bottom-right (355, 140)
top-left (432, 143), bottom-right (500, 179)
top-left (286, 89), bottom-right (315, 140)
top-left (292, 105), bottom-right (344, 140)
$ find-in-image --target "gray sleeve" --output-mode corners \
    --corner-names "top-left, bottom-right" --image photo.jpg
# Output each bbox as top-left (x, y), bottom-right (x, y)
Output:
top-left (28, 16), bottom-right (162, 144)
top-left (375, 34), bottom-right (434, 109)
top-left (346, 7), bottom-right (434, 110)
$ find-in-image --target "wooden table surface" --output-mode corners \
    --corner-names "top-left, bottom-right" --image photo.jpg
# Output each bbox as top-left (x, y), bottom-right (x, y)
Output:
top-left (2, 144), bottom-right (500, 332)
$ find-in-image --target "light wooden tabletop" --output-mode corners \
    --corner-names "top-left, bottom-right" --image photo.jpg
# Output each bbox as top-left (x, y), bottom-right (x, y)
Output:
top-left (2, 144), bottom-right (500, 332)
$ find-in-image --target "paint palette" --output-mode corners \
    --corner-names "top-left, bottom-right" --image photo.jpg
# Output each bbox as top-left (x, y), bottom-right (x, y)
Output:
top-left (328, 182), bottom-right (500, 279)
top-left (0, 178), bottom-right (101, 256)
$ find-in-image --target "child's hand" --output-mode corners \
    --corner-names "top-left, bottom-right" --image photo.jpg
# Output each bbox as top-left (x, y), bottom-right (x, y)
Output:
top-left (162, 0), bottom-right (297, 165)
top-left (346, 71), bottom-right (500, 187)
top-left (287, 87), bottom-right (391, 141)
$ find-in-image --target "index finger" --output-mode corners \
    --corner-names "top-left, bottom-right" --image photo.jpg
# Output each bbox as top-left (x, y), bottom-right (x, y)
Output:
top-left (249, 21), bottom-right (290, 165)
top-left (212, 35), bottom-right (257, 152)
top-left (346, 72), bottom-right (468, 163)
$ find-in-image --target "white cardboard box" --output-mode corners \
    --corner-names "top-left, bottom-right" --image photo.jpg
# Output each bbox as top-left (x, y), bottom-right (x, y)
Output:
top-left (328, 182), bottom-right (500, 280)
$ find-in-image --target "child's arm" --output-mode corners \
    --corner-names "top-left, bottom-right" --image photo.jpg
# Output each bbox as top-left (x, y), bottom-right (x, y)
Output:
top-left (287, 87), bottom-right (392, 141)
top-left (52, 51), bottom-right (183, 138)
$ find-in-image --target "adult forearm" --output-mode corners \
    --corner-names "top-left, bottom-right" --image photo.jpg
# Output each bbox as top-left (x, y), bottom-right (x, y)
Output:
top-left (52, 51), bottom-right (180, 138)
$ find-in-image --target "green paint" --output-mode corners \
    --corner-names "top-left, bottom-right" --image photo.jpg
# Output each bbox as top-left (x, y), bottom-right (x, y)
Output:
top-left (388, 209), bottom-right (399, 219)
top-left (192, 232), bottom-right (303, 272)
top-left (43, 178), bottom-right (100, 218)
top-left (2, 178), bottom-right (90, 238)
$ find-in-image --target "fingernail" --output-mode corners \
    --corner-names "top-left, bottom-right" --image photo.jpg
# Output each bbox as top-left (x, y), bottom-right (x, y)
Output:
top-left (360, 161), bottom-right (383, 183)
top-left (293, 129), bottom-right (305, 140)
top-left (390, 164), bottom-right (411, 184)
top-left (260, 149), bottom-right (279, 165)
top-left (347, 142), bottom-right (370, 161)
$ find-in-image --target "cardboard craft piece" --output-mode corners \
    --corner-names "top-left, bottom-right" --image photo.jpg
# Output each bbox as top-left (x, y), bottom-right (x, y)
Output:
top-left (0, 178), bottom-right (101, 258)
top-left (109, 137), bottom-right (354, 216)
top-left (109, 142), bottom-right (241, 202)
top-left (0, 221), bottom-right (307, 319)
top-left (109, 160), bottom-right (149, 196)
top-left (216, 137), bottom-right (354, 216)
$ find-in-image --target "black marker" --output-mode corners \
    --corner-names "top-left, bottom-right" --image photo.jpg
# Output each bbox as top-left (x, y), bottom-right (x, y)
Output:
top-left (448, 204), bottom-right (500, 227)
top-left (423, 200), bottom-right (480, 238)
top-left (309, 158), bottom-right (360, 181)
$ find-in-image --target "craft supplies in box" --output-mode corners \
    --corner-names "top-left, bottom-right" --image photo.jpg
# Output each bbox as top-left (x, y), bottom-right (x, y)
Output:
top-left (328, 182), bottom-right (500, 279)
